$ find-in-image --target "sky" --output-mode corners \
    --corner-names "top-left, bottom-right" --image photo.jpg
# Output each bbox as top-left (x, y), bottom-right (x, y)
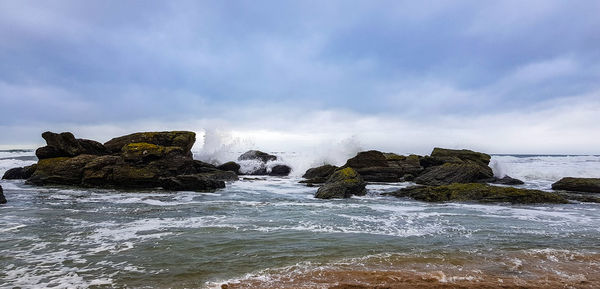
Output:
top-left (1, 0), bottom-right (599, 154)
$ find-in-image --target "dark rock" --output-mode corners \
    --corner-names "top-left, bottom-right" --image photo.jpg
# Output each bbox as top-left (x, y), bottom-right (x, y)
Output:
top-left (315, 167), bottom-right (366, 199)
top-left (2, 164), bottom-right (37, 180)
top-left (387, 183), bottom-right (568, 204)
top-left (558, 192), bottom-right (600, 203)
top-left (217, 161), bottom-right (241, 174)
top-left (415, 163), bottom-right (494, 186)
top-left (237, 150), bottom-right (277, 163)
top-left (303, 164), bottom-right (338, 179)
top-left (104, 131), bottom-right (196, 154)
top-left (195, 169), bottom-right (238, 181)
top-left (35, 131), bottom-right (108, 159)
top-left (302, 164), bottom-right (338, 184)
top-left (0, 185), bottom-right (6, 204)
top-left (402, 174), bottom-right (415, 181)
top-left (160, 174), bottom-right (225, 191)
top-left (269, 165), bottom-right (291, 176)
top-left (484, 175), bottom-right (525, 185)
top-left (552, 177), bottom-right (600, 193)
top-left (419, 155), bottom-right (444, 168)
top-left (430, 147), bottom-right (491, 167)
top-left (27, 155), bottom-right (99, 186)
top-left (343, 151), bottom-right (423, 182)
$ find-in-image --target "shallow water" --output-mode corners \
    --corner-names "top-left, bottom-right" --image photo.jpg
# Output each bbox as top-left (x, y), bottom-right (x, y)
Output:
top-left (1, 151), bottom-right (600, 288)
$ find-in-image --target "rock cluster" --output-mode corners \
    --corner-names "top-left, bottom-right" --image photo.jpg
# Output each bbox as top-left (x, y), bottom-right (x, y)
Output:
top-left (235, 150), bottom-right (292, 176)
top-left (24, 131), bottom-right (236, 191)
top-left (343, 150), bottom-right (422, 182)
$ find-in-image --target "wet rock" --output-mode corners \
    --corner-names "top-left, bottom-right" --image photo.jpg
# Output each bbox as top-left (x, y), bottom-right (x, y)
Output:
top-left (121, 142), bottom-right (185, 163)
top-left (269, 165), bottom-right (291, 176)
top-left (387, 183), bottom-right (568, 204)
top-left (36, 131), bottom-right (108, 159)
top-left (343, 150), bottom-right (423, 182)
top-left (315, 167), bottom-right (366, 199)
top-left (484, 175), bottom-right (525, 185)
top-left (217, 161), bottom-right (241, 174)
top-left (104, 131), bottom-right (196, 154)
top-left (237, 150), bottom-right (277, 163)
top-left (0, 185), bottom-right (6, 204)
top-left (27, 155), bottom-right (99, 186)
top-left (2, 164), bottom-right (37, 180)
top-left (552, 177), bottom-right (600, 193)
top-left (415, 163), bottom-right (494, 186)
top-left (302, 164), bottom-right (338, 184)
top-left (160, 174), bottom-right (225, 191)
top-left (430, 147), bottom-right (491, 168)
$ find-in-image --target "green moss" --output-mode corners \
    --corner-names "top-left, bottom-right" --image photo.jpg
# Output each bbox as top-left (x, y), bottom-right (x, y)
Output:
top-left (391, 183), bottom-right (568, 204)
top-left (37, 157), bottom-right (70, 168)
top-left (382, 153), bottom-right (406, 161)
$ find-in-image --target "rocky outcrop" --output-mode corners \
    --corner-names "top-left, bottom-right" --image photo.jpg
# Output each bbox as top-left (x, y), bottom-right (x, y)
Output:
top-left (387, 183), bottom-right (568, 204)
top-left (269, 165), bottom-right (291, 176)
top-left (301, 164), bottom-right (338, 184)
top-left (2, 164), bottom-right (37, 180)
top-left (552, 177), bottom-right (600, 193)
top-left (26, 131), bottom-right (234, 191)
top-left (484, 175), bottom-right (525, 185)
top-left (217, 161), bottom-right (241, 174)
top-left (35, 131), bottom-right (108, 159)
top-left (160, 174), bottom-right (225, 191)
top-left (343, 150), bottom-right (422, 182)
top-left (414, 148), bottom-right (494, 186)
top-left (0, 185), bottom-right (5, 204)
top-left (104, 131), bottom-right (195, 154)
top-left (238, 150), bottom-right (277, 163)
top-left (315, 167), bottom-right (366, 199)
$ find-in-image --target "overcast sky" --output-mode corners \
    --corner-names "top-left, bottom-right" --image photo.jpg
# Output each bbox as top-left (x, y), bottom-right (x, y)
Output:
top-left (1, 0), bottom-right (599, 154)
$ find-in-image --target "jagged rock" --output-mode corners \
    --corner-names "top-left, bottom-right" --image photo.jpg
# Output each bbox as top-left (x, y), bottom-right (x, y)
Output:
top-left (301, 164), bottom-right (338, 184)
top-left (2, 164), bottom-right (37, 180)
top-left (35, 131), bottom-right (108, 159)
top-left (104, 131), bottom-right (196, 154)
top-left (160, 174), bottom-right (225, 191)
top-left (343, 150), bottom-right (423, 182)
top-left (315, 167), bottom-right (366, 199)
top-left (415, 163), bottom-right (493, 186)
top-left (237, 150), bottom-right (277, 163)
top-left (269, 165), bottom-right (291, 176)
top-left (387, 183), bottom-right (568, 204)
top-left (217, 161), bottom-right (241, 174)
top-left (484, 175), bottom-right (525, 185)
top-left (0, 185), bottom-right (6, 204)
top-left (552, 177), bottom-right (600, 193)
top-left (413, 148), bottom-right (494, 186)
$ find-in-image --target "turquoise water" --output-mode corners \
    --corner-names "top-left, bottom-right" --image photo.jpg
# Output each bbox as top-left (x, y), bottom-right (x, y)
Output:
top-left (1, 152), bottom-right (600, 288)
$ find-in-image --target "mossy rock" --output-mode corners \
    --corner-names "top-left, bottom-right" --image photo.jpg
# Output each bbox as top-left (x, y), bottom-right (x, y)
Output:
top-left (415, 163), bottom-right (494, 186)
top-left (104, 131), bottom-right (196, 154)
top-left (387, 183), bottom-right (568, 204)
top-left (27, 155), bottom-right (98, 186)
top-left (552, 177), bottom-right (600, 193)
top-left (431, 147), bottom-right (491, 166)
top-left (344, 151), bottom-right (423, 182)
top-left (302, 164), bottom-right (338, 182)
top-left (315, 167), bottom-right (366, 199)
top-left (121, 142), bottom-right (184, 162)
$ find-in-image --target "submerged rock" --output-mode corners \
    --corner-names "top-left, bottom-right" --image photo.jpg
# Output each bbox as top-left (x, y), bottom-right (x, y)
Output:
top-left (35, 131), bottom-right (108, 159)
top-left (160, 174), bottom-right (225, 191)
top-left (315, 167), bottom-right (366, 199)
top-left (387, 183), bottom-right (568, 204)
top-left (343, 150), bottom-right (423, 182)
top-left (238, 150), bottom-right (277, 163)
top-left (104, 131), bottom-right (196, 154)
top-left (2, 164), bottom-right (37, 180)
top-left (217, 161), bottom-right (241, 174)
top-left (552, 177), bottom-right (600, 193)
top-left (302, 164), bottom-right (338, 184)
top-left (0, 185), bottom-right (5, 204)
top-left (269, 164), bottom-right (291, 176)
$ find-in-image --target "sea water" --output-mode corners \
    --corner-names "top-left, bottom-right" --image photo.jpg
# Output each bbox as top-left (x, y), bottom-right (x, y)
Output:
top-left (1, 151), bottom-right (599, 288)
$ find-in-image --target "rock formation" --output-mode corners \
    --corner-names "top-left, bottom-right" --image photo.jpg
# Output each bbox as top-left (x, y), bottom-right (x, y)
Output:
top-left (315, 167), bottom-right (366, 199)
top-left (552, 177), bottom-right (600, 193)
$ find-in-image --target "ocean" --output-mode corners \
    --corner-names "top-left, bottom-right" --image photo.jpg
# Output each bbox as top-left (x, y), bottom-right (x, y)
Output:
top-left (1, 150), bottom-right (600, 288)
